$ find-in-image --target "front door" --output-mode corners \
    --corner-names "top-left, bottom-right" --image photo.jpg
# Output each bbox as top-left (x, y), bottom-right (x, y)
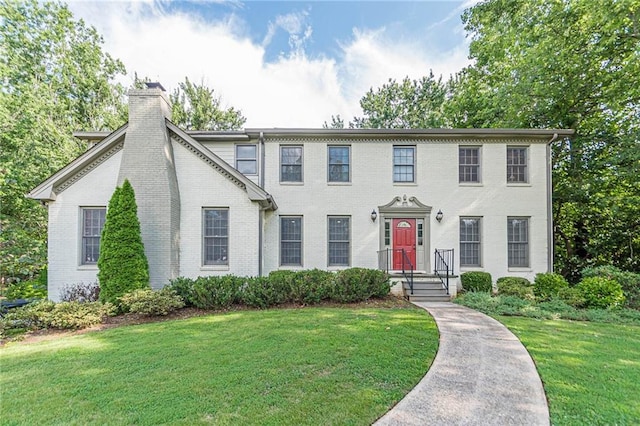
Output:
top-left (393, 218), bottom-right (416, 270)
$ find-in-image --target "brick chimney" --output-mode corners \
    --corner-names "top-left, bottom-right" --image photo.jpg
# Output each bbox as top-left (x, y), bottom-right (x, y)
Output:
top-left (117, 83), bottom-right (180, 289)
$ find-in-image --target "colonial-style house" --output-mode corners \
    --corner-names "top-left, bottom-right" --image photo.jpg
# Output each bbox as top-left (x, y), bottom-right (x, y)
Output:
top-left (28, 84), bottom-right (573, 302)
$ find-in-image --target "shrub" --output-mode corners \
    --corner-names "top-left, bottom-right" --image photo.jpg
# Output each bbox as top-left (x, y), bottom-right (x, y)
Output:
top-left (0, 300), bottom-right (115, 335)
top-left (285, 269), bottom-right (333, 304)
top-left (558, 287), bottom-right (586, 308)
top-left (533, 273), bottom-right (569, 301)
top-left (330, 268), bottom-right (390, 303)
top-left (496, 277), bottom-right (534, 300)
top-left (168, 277), bottom-right (196, 306)
top-left (577, 277), bottom-right (625, 309)
top-left (191, 275), bottom-right (243, 309)
top-left (461, 271), bottom-right (492, 293)
top-left (98, 180), bottom-right (150, 305)
top-left (59, 282), bottom-right (100, 302)
top-left (119, 288), bottom-right (184, 316)
top-left (241, 276), bottom-right (290, 308)
top-left (582, 266), bottom-right (640, 310)
top-left (5, 279), bottom-right (47, 300)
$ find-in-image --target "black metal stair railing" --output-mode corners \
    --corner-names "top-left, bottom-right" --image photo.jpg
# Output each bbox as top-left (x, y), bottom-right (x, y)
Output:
top-left (434, 248), bottom-right (454, 295)
top-left (377, 248), bottom-right (415, 295)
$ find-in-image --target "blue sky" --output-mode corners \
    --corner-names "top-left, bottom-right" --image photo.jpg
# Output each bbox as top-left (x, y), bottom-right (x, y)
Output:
top-left (68, 1), bottom-right (477, 127)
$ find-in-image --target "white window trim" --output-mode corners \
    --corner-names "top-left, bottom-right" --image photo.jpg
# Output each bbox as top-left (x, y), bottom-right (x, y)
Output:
top-left (280, 216), bottom-right (303, 267)
top-left (393, 145), bottom-right (416, 183)
top-left (79, 206), bottom-right (106, 267)
top-left (507, 216), bottom-right (530, 269)
top-left (235, 144), bottom-right (258, 176)
top-left (327, 145), bottom-right (351, 183)
top-left (202, 208), bottom-right (229, 266)
top-left (459, 146), bottom-right (482, 184)
top-left (327, 216), bottom-right (351, 267)
top-left (280, 145), bottom-right (304, 183)
top-left (459, 217), bottom-right (482, 268)
top-left (507, 146), bottom-right (529, 185)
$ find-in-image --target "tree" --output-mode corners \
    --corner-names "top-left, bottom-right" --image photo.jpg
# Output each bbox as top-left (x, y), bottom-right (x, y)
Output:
top-left (455, 0), bottom-right (640, 279)
top-left (0, 0), bottom-right (127, 284)
top-left (98, 180), bottom-right (149, 305)
top-left (351, 72), bottom-right (449, 128)
top-left (169, 77), bottom-right (246, 130)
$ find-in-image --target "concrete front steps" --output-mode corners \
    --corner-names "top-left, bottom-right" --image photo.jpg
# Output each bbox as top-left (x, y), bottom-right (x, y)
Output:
top-left (402, 274), bottom-right (451, 302)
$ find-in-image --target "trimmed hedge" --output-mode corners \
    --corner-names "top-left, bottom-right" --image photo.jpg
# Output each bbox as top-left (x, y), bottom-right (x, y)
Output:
top-left (461, 271), bottom-right (492, 292)
top-left (119, 288), bottom-right (185, 316)
top-left (169, 268), bottom-right (390, 309)
top-left (576, 277), bottom-right (625, 309)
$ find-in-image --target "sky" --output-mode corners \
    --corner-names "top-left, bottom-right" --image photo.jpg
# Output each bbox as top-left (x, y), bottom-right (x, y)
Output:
top-left (67, 0), bottom-right (478, 128)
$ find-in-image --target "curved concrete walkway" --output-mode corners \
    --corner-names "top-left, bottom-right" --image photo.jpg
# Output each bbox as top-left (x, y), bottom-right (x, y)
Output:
top-left (375, 302), bottom-right (549, 426)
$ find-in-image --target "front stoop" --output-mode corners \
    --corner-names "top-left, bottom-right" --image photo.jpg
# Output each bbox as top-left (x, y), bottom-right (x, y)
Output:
top-left (402, 274), bottom-right (451, 302)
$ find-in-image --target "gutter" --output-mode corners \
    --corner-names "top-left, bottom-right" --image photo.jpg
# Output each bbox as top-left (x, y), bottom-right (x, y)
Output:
top-left (546, 133), bottom-right (559, 272)
top-left (259, 131), bottom-right (265, 276)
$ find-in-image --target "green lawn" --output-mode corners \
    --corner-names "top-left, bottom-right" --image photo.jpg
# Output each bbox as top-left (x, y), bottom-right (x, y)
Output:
top-left (499, 317), bottom-right (640, 425)
top-left (0, 306), bottom-right (437, 425)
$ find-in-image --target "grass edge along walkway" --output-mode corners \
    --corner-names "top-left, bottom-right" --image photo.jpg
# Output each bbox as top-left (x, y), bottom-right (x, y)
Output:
top-left (0, 305), bottom-right (438, 425)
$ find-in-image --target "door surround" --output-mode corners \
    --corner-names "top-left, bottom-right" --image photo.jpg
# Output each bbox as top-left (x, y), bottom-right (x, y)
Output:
top-left (378, 195), bottom-right (432, 272)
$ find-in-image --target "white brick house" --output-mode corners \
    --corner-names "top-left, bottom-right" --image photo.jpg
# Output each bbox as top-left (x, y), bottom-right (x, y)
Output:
top-left (29, 85), bottom-right (573, 301)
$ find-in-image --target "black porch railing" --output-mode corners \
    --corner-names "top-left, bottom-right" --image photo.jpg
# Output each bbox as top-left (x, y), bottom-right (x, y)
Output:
top-left (377, 248), bottom-right (415, 294)
top-left (434, 248), bottom-right (454, 295)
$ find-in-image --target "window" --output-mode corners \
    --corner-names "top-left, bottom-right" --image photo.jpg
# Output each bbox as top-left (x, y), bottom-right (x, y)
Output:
top-left (507, 146), bottom-right (528, 183)
top-left (280, 216), bottom-right (302, 266)
top-left (280, 146), bottom-right (303, 182)
top-left (81, 208), bottom-right (106, 265)
top-left (203, 209), bottom-right (228, 265)
top-left (384, 220), bottom-right (391, 246)
top-left (328, 216), bottom-right (350, 266)
top-left (459, 147), bottom-right (480, 183)
top-left (236, 145), bottom-right (257, 175)
top-left (508, 217), bottom-right (529, 267)
top-left (328, 146), bottom-right (350, 182)
top-left (460, 217), bottom-right (481, 267)
top-left (393, 146), bottom-right (415, 182)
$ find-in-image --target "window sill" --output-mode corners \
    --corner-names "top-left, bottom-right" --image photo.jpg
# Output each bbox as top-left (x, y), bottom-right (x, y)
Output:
top-left (201, 265), bottom-right (230, 271)
top-left (460, 266), bottom-right (483, 271)
top-left (506, 183), bottom-right (531, 187)
top-left (393, 182), bottom-right (417, 186)
top-left (77, 265), bottom-right (98, 270)
top-left (459, 183), bottom-right (483, 187)
top-left (280, 182), bottom-right (304, 185)
top-left (279, 265), bottom-right (304, 270)
top-left (508, 267), bottom-right (532, 272)
top-left (327, 182), bottom-right (352, 186)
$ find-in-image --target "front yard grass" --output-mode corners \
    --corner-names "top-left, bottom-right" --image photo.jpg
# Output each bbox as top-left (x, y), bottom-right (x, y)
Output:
top-left (499, 316), bottom-right (640, 425)
top-left (0, 305), bottom-right (437, 425)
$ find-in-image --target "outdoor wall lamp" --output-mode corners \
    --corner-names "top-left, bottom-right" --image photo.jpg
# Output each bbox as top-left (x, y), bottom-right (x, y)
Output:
top-left (436, 209), bottom-right (443, 222)
top-left (371, 210), bottom-right (378, 222)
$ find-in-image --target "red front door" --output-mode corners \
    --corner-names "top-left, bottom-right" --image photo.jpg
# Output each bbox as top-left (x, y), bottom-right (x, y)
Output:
top-left (393, 218), bottom-right (416, 270)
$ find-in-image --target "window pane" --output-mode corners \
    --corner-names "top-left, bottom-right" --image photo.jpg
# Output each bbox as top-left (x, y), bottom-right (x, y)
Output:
top-left (459, 147), bottom-right (480, 183)
top-left (508, 218), bottom-right (529, 267)
top-left (393, 147), bottom-right (415, 182)
top-left (328, 217), bottom-right (350, 266)
top-left (328, 146), bottom-right (350, 182)
top-left (237, 160), bottom-right (257, 174)
top-left (460, 218), bottom-right (481, 267)
top-left (82, 208), bottom-right (106, 264)
top-left (507, 147), bottom-right (528, 183)
top-left (281, 146), bottom-right (303, 182)
top-left (236, 145), bottom-right (256, 159)
top-left (281, 217), bottom-right (302, 265)
top-left (204, 209), bottom-right (229, 265)
top-left (236, 145), bottom-right (257, 175)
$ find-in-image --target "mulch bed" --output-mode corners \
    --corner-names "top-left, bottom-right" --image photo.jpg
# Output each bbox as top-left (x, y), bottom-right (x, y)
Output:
top-left (1, 296), bottom-right (412, 346)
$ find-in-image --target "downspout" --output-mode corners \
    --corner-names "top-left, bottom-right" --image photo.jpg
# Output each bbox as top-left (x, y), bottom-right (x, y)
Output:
top-left (546, 133), bottom-right (559, 272)
top-left (258, 131), bottom-right (265, 277)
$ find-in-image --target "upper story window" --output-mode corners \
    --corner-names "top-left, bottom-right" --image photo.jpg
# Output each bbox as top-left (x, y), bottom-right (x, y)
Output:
top-left (393, 146), bottom-right (415, 183)
top-left (328, 146), bottom-right (350, 182)
top-left (460, 217), bottom-right (481, 267)
top-left (328, 216), bottom-right (350, 266)
top-left (203, 208), bottom-right (229, 265)
top-left (507, 146), bottom-right (528, 183)
top-left (280, 216), bottom-right (303, 266)
top-left (280, 146), bottom-right (303, 182)
top-left (235, 145), bottom-right (257, 175)
top-left (508, 217), bottom-right (529, 267)
top-left (459, 146), bottom-right (480, 183)
top-left (81, 207), bottom-right (106, 265)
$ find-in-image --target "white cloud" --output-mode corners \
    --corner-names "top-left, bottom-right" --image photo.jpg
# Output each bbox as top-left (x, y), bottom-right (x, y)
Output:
top-left (67, 1), bottom-right (471, 128)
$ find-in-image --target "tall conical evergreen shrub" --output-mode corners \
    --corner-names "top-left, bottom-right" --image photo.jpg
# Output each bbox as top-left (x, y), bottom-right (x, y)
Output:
top-left (98, 179), bottom-right (150, 304)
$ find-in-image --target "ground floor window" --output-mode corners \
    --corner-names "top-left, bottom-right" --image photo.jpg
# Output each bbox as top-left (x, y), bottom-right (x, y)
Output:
top-left (81, 207), bottom-right (106, 265)
top-left (460, 217), bottom-right (481, 267)
top-left (281, 216), bottom-right (303, 266)
top-left (508, 217), bottom-right (529, 267)
top-left (203, 208), bottom-right (229, 265)
top-left (328, 216), bottom-right (350, 266)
